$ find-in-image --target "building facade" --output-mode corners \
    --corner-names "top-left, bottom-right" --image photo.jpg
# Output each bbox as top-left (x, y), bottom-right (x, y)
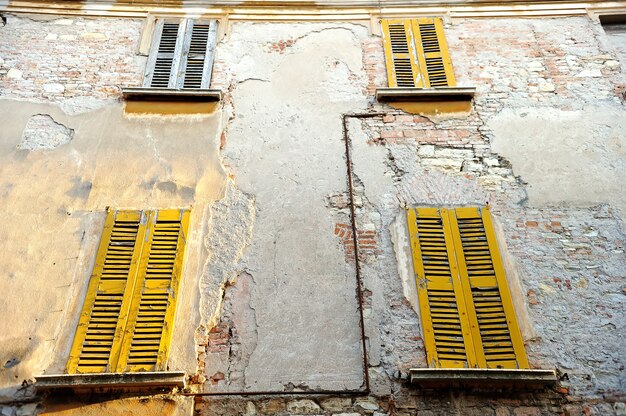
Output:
top-left (0, 1), bottom-right (625, 415)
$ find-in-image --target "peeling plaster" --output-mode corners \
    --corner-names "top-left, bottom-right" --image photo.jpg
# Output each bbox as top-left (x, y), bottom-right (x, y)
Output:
top-left (211, 22), bottom-right (369, 391)
top-left (18, 114), bottom-right (74, 150)
top-left (0, 98), bottom-right (225, 400)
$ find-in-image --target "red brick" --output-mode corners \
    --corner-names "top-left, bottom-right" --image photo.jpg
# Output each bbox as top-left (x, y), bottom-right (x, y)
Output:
top-left (381, 130), bottom-right (404, 139)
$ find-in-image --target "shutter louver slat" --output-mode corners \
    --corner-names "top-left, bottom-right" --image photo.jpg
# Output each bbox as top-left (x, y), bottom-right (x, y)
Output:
top-left (418, 23), bottom-right (440, 53)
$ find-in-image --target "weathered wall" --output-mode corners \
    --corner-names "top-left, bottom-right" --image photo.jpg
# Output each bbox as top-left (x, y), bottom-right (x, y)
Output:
top-left (0, 14), bottom-right (226, 407)
top-left (0, 9), bottom-right (625, 416)
top-left (354, 14), bottom-right (626, 415)
top-left (198, 22), bottom-right (369, 392)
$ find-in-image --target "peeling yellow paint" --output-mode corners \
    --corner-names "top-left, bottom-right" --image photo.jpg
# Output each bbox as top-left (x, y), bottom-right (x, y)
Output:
top-left (388, 100), bottom-right (472, 116)
top-left (124, 101), bottom-right (220, 115)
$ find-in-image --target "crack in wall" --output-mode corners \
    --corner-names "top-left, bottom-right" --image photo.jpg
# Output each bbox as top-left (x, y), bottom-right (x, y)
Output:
top-left (146, 129), bottom-right (173, 180)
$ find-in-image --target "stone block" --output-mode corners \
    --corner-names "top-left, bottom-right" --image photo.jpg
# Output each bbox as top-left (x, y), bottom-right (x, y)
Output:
top-left (513, 407), bottom-right (541, 416)
top-left (417, 145), bottom-right (435, 157)
top-left (321, 398), bottom-right (352, 412)
top-left (7, 68), bottom-right (22, 79)
top-left (354, 397), bottom-right (379, 411)
top-left (257, 399), bottom-right (285, 414)
top-left (286, 400), bottom-right (321, 414)
top-left (43, 83), bottom-right (65, 93)
top-left (495, 407), bottom-right (511, 416)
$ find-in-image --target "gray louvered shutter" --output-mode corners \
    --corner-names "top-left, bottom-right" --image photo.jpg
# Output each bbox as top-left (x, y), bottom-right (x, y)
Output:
top-left (182, 20), bottom-right (218, 89)
top-left (144, 19), bottom-right (217, 90)
top-left (144, 21), bottom-right (182, 88)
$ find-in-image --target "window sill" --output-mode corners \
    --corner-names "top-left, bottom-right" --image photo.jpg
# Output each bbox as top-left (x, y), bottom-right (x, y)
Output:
top-left (35, 371), bottom-right (186, 394)
top-left (375, 87), bottom-right (476, 115)
top-left (376, 87), bottom-right (476, 102)
top-left (408, 368), bottom-right (557, 390)
top-left (121, 87), bottom-right (222, 102)
top-left (121, 87), bottom-right (222, 114)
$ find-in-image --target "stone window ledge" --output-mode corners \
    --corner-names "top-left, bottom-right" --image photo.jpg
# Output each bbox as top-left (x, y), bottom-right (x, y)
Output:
top-left (375, 87), bottom-right (476, 115)
top-left (409, 368), bottom-right (557, 390)
top-left (121, 87), bottom-right (222, 102)
top-left (376, 87), bottom-right (476, 102)
top-left (35, 371), bottom-right (186, 394)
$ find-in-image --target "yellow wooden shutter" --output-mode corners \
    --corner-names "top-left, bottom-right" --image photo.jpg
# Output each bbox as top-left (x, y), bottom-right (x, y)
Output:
top-left (406, 208), bottom-right (477, 368)
top-left (67, 210), bottom-right (148, 374)
top-left (450, 207), bottom-right (529, 369)
top-left (407, 207), bottom-right (528, 369)
top-left (382, 19), bottom-right (421, 88)
top-left (382, 18), bottom-right (456, 88)
top-left (115, 209), bottom-right (190, 372)
top-left (67, 209), bottom-right (190, 374)
top-left (411, 18), bottom-right (456, 87)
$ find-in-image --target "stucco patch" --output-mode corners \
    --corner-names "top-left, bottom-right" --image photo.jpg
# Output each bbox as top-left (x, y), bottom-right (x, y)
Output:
top-left (487, 106), bottom-right (626, 224)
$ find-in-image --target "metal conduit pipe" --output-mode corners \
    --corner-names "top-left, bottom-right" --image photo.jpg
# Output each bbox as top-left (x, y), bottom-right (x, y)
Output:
top-left (184, 112), bottom-right (385, 398)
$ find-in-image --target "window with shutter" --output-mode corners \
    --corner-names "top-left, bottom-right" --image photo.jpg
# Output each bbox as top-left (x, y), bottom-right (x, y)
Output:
top-left (67, 208), bottom-right (190, 374)
top-left (143, 19), bottom-right (218, 90)
top-left (382, 18), bottom-right (456, 88)
top-left (406, 206), bottom-right (529, 369)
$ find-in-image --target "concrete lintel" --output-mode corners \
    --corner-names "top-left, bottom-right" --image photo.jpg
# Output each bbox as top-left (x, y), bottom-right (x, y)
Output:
top-left (376, 87), bottom-right (476, 102)
top-left (409, 368), bottom-right (558, 390)
top-left (122, 87), bottom-right (223, 102)
top-left (35, 371), bottom-right (186, 392)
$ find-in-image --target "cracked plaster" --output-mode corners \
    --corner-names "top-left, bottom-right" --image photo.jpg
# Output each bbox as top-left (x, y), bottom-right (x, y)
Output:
top-left (0, 98), bottom-right (225, 401)
top-left (206, 22), bottom-right (370, 391)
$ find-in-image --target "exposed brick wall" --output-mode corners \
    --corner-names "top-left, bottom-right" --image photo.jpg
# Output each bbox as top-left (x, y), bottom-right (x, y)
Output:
top-left (355, 15), bottom-right (625, 416)
top-left (334, 223), bottom-right (381, 262)
top-left (0, 15), bottom-right (144, 103)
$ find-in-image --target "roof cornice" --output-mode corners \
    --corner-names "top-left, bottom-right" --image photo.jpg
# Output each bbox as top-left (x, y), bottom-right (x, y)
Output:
top-left (2, 1), bottom-right (625, 20)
